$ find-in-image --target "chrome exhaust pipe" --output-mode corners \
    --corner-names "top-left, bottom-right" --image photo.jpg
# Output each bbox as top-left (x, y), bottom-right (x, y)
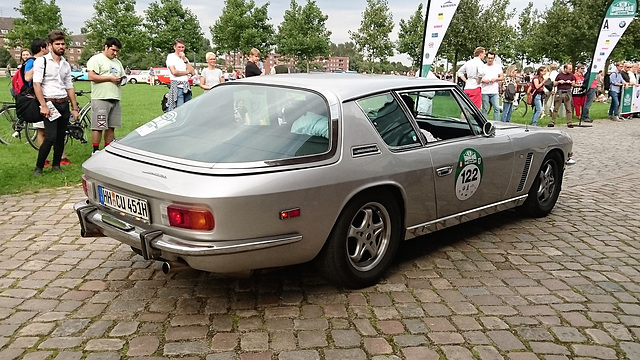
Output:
top-left (162, 261), bottom-right (189, 274)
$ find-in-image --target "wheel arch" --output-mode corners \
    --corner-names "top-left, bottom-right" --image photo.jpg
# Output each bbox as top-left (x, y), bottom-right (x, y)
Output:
top-left (315, 183), bottom-right (407, 259)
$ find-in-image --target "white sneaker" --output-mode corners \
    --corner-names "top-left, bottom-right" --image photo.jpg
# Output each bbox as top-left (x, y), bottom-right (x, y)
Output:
top-left (12, 131), bottom-right (19, 138)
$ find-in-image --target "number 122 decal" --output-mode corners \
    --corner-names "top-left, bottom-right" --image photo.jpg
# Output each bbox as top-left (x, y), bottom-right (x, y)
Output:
top-left (455, 148), bottom-right (483, 200)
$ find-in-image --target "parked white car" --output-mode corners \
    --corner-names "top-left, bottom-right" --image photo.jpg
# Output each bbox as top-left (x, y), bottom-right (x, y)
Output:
top-left (126, 70), bottom-right (150, 84)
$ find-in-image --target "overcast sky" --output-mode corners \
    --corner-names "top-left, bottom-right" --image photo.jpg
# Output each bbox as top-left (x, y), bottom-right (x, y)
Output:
top-left (1, 0), bottom-right (553, 64)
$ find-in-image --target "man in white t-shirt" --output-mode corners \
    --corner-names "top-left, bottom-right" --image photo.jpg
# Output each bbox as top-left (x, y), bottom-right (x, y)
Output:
top-left (456, 46), bottom-right (485, 109)
top-left (479, 51), bottom-right (504, 121)
top-left (166, 38), bottom-right (195, 111)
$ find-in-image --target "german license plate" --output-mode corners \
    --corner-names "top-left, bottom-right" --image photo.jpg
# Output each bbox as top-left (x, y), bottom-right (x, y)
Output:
top-left (98, 186), bottom-right (149, 222)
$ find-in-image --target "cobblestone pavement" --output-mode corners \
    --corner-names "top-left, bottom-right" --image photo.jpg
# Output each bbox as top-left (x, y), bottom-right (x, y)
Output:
top-left (1, 118), bottom-right (640, 360)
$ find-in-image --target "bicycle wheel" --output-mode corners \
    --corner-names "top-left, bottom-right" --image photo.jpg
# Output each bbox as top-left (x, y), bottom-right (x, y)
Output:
top-left (79, 106), bottom-right (92, 144)
top-left (519, 100), bottom-right (529, 117)
top-left (25, 122), bottom-right (40, 150)
top-left (0, 105), bottom-right (21, 145)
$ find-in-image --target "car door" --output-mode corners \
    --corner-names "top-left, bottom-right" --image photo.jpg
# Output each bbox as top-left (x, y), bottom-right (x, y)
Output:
top-left (407, 87), bottom-right (515, 218)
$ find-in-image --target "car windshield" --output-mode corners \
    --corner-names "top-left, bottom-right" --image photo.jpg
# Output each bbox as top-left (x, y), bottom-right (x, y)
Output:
top-left (117, 84), bottom-right (331, 163)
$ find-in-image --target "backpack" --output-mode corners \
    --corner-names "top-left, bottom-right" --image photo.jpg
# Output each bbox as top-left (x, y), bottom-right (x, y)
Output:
top-left (504, 82), bottom-right (516, 102)
top-left (15, 58), bottom-right (47, 123)
top-left (10, 57), bottom-right (34, 97)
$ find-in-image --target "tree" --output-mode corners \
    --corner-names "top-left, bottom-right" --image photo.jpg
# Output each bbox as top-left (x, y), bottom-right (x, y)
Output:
top-left (514, 2), bottom-right (544, 66)
top-left (6, 0), bottom-right (66, 49)
top-left (330, 42), bottom-right (364, 72)
top-left (144, 0), bottom-right (206, 62)
top-left (0, 48), bottom-right (11, 67)
top-left (81, 0), bottom-right (147, 67)
top-left (349, 0), bottom-right (394, 64)
top-left (275, 0), bottom-right (331, 73)
top-left (439, 0), bottom-right (483, 73)
top-left (211, 0), bottom-right (275, 63)
top-left (396, 3), bottom-right (424, 69)
top-left (477, 0), bottom-right (516, 63)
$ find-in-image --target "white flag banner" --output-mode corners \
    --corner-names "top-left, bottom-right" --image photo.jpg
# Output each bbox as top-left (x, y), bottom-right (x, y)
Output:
top-left (587, 0), bottom-right (637, 85)
top-left (419, 0), bottom-right (460, 77)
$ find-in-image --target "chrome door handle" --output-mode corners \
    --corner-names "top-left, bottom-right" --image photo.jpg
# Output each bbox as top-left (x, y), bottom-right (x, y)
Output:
top-left (436, 166), bottom-right (453, 177)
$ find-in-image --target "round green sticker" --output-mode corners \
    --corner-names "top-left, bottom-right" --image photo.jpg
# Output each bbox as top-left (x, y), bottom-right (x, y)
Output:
top-left (455, 148), bottom-right (484, 200)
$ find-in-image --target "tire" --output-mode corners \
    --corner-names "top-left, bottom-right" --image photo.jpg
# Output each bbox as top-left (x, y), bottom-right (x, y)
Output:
top-left (520, 152), bottom-right (563, 217)
top-left (0, 105), bottom-right (20, 145)
top-left (316, 192), bottom-right (402, 288)
top-left (79, 109), bottom-right (92, 144)
top-left (25, 122), bottom-right (39, 150)
top-left (154, 79), bottom-right (161, 85)
top-left (129, 78), bottom-right (137, 84)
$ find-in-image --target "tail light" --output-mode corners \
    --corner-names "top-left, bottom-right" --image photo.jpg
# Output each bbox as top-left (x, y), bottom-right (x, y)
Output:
top-left (82, 176), bottom-right (88, 197)
top-left (81, 174), bottom-right (95, 199)
top-left (167, 205), bottom-right (214, 231)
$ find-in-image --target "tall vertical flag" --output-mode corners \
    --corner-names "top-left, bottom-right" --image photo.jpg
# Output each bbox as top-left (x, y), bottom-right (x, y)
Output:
top-left (418, 0), bottom-right (460, 77)
top-left (586, 0), bottom-right (637, 86)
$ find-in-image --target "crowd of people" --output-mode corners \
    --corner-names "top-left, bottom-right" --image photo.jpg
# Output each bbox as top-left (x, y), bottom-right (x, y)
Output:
top-left (13, 35), bottom-right (639, 176)
top-left (12, 33), bottom-right (267, 177)
top-left (456, 46), bottom-right (640, 126)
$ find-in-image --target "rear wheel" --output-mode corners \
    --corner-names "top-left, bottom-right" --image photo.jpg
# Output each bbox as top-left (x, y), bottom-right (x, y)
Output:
top-left (316, 192), bottom-right (402, 288)
top-left (521, 152), bottom-right (563, 217)
top-left (0, 105), bottom-right (20, 145)
top-left (154, 79), bottom-right (161, 85)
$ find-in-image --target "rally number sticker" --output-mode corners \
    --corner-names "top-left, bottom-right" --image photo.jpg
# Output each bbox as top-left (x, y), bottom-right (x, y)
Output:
top-left (455, 148), bottom-right (483, 200)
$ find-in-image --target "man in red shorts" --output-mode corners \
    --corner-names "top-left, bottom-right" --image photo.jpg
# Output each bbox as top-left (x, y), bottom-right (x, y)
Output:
top-left (457, 46), bottom-right (486, 109)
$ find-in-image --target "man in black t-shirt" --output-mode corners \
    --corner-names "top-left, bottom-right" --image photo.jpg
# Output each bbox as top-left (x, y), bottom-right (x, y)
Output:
top-left (550, 64), bottom-right (576, 127)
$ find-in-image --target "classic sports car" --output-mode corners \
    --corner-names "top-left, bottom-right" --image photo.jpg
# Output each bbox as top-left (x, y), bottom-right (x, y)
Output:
top-left (74, 74), bottom-right (573, 288)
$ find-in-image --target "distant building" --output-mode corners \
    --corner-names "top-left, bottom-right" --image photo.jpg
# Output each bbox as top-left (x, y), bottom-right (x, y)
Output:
top-left (0, 17), bottom-right (87, 68)
top-left (224, 52), bottom-right (350, 73)
top-left (0, 17), bottom-right (23, 65)
top-left (67, 34), bottom-right (87, 68)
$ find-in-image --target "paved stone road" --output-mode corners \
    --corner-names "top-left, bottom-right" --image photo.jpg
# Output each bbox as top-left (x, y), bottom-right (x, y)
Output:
top-left (1, 118), bottom-right (639, 360)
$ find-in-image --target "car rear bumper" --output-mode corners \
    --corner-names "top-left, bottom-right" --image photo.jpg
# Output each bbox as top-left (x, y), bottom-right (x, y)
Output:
top-left (74, 200), bottom-right (303, 273)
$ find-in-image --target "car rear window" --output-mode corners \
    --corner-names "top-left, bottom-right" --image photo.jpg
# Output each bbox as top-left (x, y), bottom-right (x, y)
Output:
top-left (117, 84), bottom-right (331, 163)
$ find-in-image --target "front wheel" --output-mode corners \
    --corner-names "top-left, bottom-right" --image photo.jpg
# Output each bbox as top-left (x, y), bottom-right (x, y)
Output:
top-left (316, 192), bottom-right (402, 288)
top-left (129, 78), bottom-right (137, 84)
top-left (520, 153), bottom-right (563, 217)
top-left (25, 122), bottom-right (39, 150)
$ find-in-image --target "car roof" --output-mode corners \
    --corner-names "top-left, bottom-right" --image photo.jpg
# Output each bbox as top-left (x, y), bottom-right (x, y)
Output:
top-left (232, 73), bottom-right (451, 102)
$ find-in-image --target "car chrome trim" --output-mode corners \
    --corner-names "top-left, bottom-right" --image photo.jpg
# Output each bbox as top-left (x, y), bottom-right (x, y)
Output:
top-left (517, 152), bottom-right (534, 192)
top-left (406, 195), bottom-right (528, 238)
top-left (351, 144), bottom-right (381, 157)
top-left (74, 201), bottom-right (303, 257)
top-left (436, 166), bottom-right (453, 177)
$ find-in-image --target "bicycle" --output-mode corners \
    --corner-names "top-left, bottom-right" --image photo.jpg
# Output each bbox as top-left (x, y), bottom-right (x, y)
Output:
top-left (513, 84), bottom-right (531, 118)
top-left (0, 90), bottom-right (92, 149)
top-left (0, 102), bottom-right (38, 146)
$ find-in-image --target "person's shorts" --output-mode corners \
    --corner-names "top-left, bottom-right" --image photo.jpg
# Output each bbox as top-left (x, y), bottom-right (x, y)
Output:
top-left (32, 121), bottom-right (44, 129)
top-left (91, 99), bottom-right (122, 130)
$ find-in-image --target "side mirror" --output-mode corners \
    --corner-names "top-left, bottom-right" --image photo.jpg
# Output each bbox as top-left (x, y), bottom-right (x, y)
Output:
top-left (482, 121), bottom-right (495, 137)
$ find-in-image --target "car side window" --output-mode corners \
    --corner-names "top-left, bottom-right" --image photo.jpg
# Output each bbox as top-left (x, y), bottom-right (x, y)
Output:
top-left (403, 89), bottom-right (482, 141)
top-left (356, 93), bottom-right (420, 147)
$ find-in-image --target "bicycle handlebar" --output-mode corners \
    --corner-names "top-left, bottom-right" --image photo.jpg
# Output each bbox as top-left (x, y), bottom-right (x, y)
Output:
top-left (75, 90), bottom-right (91, 96)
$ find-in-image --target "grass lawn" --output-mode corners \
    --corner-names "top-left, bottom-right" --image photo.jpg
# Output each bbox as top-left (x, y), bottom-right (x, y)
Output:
top-left (0, 76), bottom-right (610, 195)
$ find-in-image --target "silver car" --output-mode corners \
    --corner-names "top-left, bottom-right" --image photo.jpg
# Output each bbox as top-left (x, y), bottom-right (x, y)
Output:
top-left (74, 74), bottom-right (573, 288)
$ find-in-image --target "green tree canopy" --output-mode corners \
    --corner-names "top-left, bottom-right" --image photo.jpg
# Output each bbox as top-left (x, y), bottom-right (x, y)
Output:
top-left (6, 0), bottom-right (66, 49)
top-left (349, 0), bottom-right (394, 63)
top-left (81, 0), bottom-right (147, 66)
top-left (396, 3), bottom-right (425, 69)
top-left (211, 0), bottom-right (275, 61)
top-left (275, 0), bottom-right (331, 73)
top-left (439, 0), bottom-right (483, 72)
top-left (143, 0), bottom-right (206, 62)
